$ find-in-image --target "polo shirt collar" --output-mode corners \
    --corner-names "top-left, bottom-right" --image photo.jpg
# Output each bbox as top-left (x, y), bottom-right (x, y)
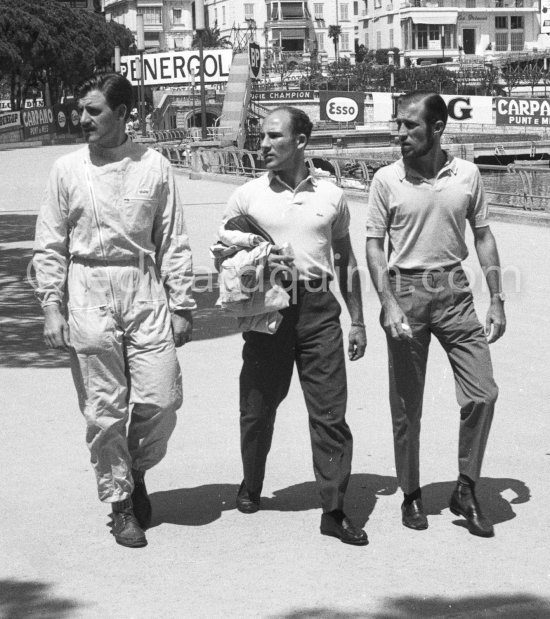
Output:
top-left (268, 170), bottom-right (318, 192)
top-left (396, 151), bottom-right (457, 182)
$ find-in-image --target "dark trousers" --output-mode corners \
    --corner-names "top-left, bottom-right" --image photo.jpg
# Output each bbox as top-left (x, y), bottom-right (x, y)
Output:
top-left (239, 284), bottom-right (352, 513)
top-left (386, 267), bottom-right (498, 495)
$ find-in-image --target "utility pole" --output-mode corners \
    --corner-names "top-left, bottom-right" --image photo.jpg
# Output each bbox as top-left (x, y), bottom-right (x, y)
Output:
top-left (195, 0), bottom-right (208, 140)
top-left (136, 14), bottom-right (147, 137)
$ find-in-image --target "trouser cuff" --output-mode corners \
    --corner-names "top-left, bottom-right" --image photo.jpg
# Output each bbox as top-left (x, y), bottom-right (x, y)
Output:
top-left (112, 498), bottom-right (133, 512)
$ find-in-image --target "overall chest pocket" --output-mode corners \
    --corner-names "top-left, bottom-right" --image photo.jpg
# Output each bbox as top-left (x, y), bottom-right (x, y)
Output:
top-left (119, 197), bottom-right (158, 236)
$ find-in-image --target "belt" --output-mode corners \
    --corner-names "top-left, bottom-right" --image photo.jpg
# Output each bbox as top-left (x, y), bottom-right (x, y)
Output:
top-left (390, 263), bottom-right (461, 276)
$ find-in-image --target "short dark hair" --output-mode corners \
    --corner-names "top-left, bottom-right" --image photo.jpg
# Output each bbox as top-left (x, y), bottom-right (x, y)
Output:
top-left (398, 92), bottom-right (448, 127)
top-left (271, 106), bottom-right (313, 140)
top-left (76, 72), bottom-right (133, 121)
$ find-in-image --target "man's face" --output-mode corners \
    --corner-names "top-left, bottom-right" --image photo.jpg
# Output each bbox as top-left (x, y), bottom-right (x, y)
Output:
top-left (396, 99), bottom-right (436, 161)
top-left (78, 89), bottom-right (126, 148)
top-left (260, 110), bottom-right (302, 173)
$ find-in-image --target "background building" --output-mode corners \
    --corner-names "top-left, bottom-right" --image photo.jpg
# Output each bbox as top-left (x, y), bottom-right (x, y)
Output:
top-left (360, 0), bottom-right (546, 66)
top-left (204, 0), bottom-right (359, 62)
top-left (104, 0), bottom-right (194, 50)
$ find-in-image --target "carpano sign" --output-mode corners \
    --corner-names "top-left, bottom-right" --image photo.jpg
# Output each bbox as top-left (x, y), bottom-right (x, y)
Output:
top-left (120, 49), bottom-right (233, 86)
top-left (21, 107), bottom-right (56, 139)
top-left (496, 97), bottom-right (550, 126)
top-left (319, 91), bottom-right (365, 124)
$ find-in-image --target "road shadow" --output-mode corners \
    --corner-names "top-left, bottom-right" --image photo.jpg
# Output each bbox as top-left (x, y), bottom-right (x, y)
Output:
top-left (422, 477), bottom-right (531, 528)
top-left (261, 474), bottom-right (398, 528)
top-left (0, 578), bottom-right (83, 619)
top-left (149, 483), bottom-right (239, 527)
top-left (148, 474), bottom-right (398, 529)
top-left (269, 594), bottom-right (550, 618)
top-left (0, 215), bottom-right (240, 368)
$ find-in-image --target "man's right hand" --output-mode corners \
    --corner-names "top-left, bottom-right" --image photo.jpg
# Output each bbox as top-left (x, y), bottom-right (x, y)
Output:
top-left (43, 305), bottom-right (71, 350)
top-left (267, 244), bottom-right (295, 277)
top-left (382, 298), bottom-right (413, 341)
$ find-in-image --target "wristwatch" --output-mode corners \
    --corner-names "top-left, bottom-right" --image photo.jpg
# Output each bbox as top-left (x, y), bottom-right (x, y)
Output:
top-left (492, 292), bottom-right (506, 302)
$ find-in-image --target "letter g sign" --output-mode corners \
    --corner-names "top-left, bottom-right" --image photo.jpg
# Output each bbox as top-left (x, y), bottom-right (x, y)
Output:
top-left (447, 97), bottom-right (472, 121)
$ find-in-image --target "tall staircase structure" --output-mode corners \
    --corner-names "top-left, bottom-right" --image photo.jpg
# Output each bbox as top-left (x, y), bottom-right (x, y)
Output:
top-left (219, 53), bottom-right (251, 149)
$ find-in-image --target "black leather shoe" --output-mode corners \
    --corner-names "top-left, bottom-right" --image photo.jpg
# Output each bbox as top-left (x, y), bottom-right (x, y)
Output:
top-left (131, 476), bottom-right (152, 530)
top-left (449, 482), bottom-right (494, 538)
top-left (401, 498), bottom-right (428, 530)
top-left (236, 481), bottom-right (260, 514)
top-left (111, 502), bottom-right (147, 548)
top-left (320, 510), bottom-right (369, 546)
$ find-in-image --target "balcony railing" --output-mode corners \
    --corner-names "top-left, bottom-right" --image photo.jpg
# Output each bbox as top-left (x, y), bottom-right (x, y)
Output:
top-left (400, 0), bottom-right (533, 7)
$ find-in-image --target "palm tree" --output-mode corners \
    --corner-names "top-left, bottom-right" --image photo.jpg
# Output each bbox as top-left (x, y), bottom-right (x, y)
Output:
top-left (192, 24), bottom-right (232, 49)
top-left (328, 25), bottom-right (341, 63)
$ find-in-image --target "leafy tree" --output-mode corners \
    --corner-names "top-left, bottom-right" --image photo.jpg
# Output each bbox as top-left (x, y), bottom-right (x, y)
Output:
top-left (0, 0), bottom-right (134, 109)
top-left (355, 42), bottom-right (367, 64)
top-left (500, 60), bottom-right (523, 96)
top-left (328, 25), bottom-right (341, 62)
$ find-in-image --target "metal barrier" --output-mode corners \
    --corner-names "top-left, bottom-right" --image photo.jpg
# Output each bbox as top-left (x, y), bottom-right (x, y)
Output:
top-left (479, 163), bottom-right (550, 211)
top-left (151, 144), bottom-right (550, 211)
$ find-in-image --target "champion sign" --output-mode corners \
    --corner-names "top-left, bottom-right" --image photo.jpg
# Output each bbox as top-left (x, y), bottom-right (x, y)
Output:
top-left (319, 92), bottom-right (365, 124)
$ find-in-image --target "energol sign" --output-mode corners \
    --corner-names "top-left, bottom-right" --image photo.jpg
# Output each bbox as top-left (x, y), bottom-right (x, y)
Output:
top-left (121, 49), bottom-right (233, 86)
top-left (319, 92), bottom-right (365, 124)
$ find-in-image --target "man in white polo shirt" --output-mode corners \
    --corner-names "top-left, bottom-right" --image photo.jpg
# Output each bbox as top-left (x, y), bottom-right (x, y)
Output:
top-left (366, 92), bottom-right (506, 537)
top-left (221, 106), bottom-right (368, 546)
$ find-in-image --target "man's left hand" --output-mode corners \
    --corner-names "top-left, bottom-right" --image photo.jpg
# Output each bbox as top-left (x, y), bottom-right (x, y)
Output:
top-left (485, 299), bottom-right (506, 344)
top-left (348, 325), bottom-right (367, 361)
top-left (172, 310), bottom-right (193, 347)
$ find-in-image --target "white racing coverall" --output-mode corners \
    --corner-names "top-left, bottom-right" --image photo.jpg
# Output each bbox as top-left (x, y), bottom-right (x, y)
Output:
top-left (33, 141), bottom-right (195, 502)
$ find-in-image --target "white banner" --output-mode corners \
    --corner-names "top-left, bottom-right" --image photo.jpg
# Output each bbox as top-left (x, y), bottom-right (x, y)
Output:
top-left (371, 93), bottom-right (493, 124)
top-left (120, 49), bottom-right (234, 86)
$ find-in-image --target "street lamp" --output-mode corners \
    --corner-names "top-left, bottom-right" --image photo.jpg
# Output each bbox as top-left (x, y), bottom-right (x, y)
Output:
top-left (136, 14), bottom-right (147, 137)
top-left (194, 0), bottom-right (208, 140)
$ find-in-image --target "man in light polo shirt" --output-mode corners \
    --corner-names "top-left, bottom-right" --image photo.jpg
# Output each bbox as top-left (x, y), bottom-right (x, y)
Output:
top-left (366, 92), bottom-right (506, 537)
top-left (221, 106), bottom-right (368, 546)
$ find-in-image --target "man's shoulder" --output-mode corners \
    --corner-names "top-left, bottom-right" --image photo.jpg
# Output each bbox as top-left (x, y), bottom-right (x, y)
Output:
top-left (232, 173), bottom-right (271, 197)
top-left (53, 146), bottom-right (88, 168)
top-left (450, 156), bottom-right (479, 176)
top-left (312, 177), bottom-right (344, 200)
top-left (372, 159), bottom-right (402, 183)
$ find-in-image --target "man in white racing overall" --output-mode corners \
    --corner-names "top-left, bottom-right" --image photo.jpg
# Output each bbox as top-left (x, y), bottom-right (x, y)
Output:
top-left (33, 73), bottom-right (195, 548)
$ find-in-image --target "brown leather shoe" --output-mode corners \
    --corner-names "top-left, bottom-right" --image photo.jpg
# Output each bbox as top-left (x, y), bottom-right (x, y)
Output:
top-left (449, 482), bottom-right (494, 538)
top-left (320, 510), bottom-right (369, 546)
top-left (111, 500), bottom-right (147, 548)
top-left (402, 498), bottom-right (429, 530)
top-left (236, 481), bottom-right (260, 514)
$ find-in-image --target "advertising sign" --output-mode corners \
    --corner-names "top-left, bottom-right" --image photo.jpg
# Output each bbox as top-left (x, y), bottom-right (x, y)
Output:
top-left (319, 91), bottom-right (365, 124)
top-left (249, 42), bottom-right (261, 79)
top-left (496, 97), bottom-right (550, 126)
top-left (0, 110), bottom-right (21, 133)
top-left (120, 49), bottom-right (233, 86)
top-left (21, 106), bottom-right (55, 139)
top-left (372, 93), bottom-right (493, 124)
top-left (253, 90), bottom-right (314, 101)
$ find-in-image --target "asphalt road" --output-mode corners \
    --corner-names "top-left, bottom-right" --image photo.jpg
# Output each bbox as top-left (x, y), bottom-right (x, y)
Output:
top-left (1, 144), bottom-right (549, 618)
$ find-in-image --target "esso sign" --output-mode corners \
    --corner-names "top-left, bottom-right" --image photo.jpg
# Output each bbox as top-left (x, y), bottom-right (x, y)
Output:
top-left (326, 97), bottom-right (358, 122)
top-left (320, 91), bottom-right (365, 123)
